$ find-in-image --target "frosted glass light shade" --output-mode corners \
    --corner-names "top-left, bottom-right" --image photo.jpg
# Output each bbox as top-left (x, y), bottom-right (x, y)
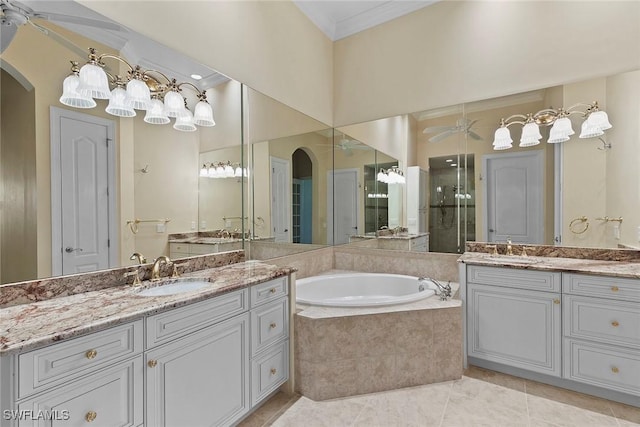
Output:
top-left (579, 120), bottom-right (604, 139)
top-left (164, 91), bottom-right (186, 118)
top-left (586, 110), bottom-right (612, 131)
top-left (208, 165), bottom-right (217, 178)
top-left (125, 79), bottom-right (151, 110)
top-left (235, 166), bottom-right (243, 177)
top-left (492, 127), bottom-right (513, 150)
top-left (105, 87), bottom-right (136, 117)
top-left (77, 62), bottom-right (111, 99)
top-left (60, 74), bottom-right (97, 108)
top-left (144, 99), bottom-right (170, 125)
top-left (377, 170), bottom-right (388, 183)
top-left (224, 164), bottom-right (234, 177)
top-left (199, 165), bottom-right (208, 177)
top-left (173, 108), bottom-right (196, 132)
top-left (519, 122), bottom-right (542, 147)
top-left (193, 100), bottom-right (215, 127)
top-left (548, 117), bottom-right (574, 143)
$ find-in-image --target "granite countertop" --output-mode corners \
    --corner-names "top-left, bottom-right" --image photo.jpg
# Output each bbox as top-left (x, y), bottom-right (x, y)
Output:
top-left (168, 236), bottom-right (242, 244)
top-left (0, 261), bottom-right (295, 355)
top-left (459, 252), bottom-right (640, 279)
top-left (351, 232), bottom-right (429, 240)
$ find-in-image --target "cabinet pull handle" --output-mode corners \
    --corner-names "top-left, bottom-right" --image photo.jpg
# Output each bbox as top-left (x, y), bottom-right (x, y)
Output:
top-left (270, 368), bottom-right (277, 375)
top-left (85, 411), bottom-right (97, 422)
top-left (611, 321), bottom-right (620, 327)
top-left (553, 299), bottom-right (560, 305)
top-left (85, 349), bottom-right (98, 359)
top-left (269, 322), bottom-right (277, 329)
top-left (148, 359), bottom-right (158, 368)
top-left (611, 286), bottom-right (619, 292)
top-left (611, 366), bottom-right (619, 374)
top-left (269, 288), bottom-right (277, 294)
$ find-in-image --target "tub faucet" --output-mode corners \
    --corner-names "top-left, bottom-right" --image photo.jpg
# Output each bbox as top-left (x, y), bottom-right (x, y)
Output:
top-left (506, 236), bottom-right (513, 256)
top-left (422, 277), bottom-right (452, 301)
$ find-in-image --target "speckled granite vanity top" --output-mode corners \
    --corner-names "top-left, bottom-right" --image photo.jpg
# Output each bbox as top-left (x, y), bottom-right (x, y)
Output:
top-left (351, 231), bottom-right (429, 241)
top-left (0, 259), bottom-right (294, 355)
top-left (168, 231), bottom-right (245, 244)
top-left (460, 242), bottom-right (640, 279)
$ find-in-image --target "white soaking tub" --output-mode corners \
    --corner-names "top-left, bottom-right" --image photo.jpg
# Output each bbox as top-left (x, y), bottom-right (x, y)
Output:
top-left (296, 273), bottom-right (439, 307)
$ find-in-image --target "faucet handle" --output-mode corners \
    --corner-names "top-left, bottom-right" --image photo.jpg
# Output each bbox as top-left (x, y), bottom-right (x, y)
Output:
top-left (485, 244), bottom-right (498, 256)
top-left (124, 269), bottom-right (141, 286)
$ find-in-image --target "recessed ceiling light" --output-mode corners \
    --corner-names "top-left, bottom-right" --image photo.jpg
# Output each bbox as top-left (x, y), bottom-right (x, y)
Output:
top-left (191, 74), bottom-right (202, 80)
top-left (445, 159), bottom-right (453, 162)
top-left (450, 163), bottom-right (457, 167)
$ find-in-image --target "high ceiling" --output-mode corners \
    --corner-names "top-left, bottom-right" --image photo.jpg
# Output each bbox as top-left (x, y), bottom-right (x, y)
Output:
top-left (293, 0), bottom-right (440, 41)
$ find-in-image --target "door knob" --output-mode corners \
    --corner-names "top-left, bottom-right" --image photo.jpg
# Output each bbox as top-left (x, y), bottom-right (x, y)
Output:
top-left (65, 247), bottom-right (83, 253)
top-left (488, 228), bottom-right (495, 232)
top-left (284, 229), bottom-right (288, 232)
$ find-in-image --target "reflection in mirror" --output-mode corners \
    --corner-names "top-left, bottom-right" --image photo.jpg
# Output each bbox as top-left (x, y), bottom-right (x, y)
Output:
top-left (245, 87), bottom-right (332, 260)
top-left (0, 17), bottom-right (241, 284)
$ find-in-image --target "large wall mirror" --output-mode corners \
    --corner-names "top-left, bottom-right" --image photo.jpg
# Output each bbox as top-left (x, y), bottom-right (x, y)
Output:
top-left (0, 9), bottom-right (243, 284)
top-left (335, 69), bottom-right (639, 253)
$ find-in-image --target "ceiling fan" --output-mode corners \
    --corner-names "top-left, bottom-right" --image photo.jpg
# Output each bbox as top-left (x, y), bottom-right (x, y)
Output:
top-left (1, 0), bottom-right (123, 54)
top-left (322, 138), bottom-right (371, 156)
top-left (422, 117), bottom-right (483, 143)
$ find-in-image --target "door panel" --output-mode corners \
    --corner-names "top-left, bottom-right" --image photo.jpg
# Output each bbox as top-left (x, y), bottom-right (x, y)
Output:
top-left (270, 157), bottom-right (290, 243)
top-left (333, 169), bottom-right (358, 245)
top-left (485, 151), bottom-right (543, 243)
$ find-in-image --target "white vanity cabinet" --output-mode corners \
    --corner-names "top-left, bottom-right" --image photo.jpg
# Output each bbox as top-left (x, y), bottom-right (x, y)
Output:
top-left (562, 273), bottom-right (640, 397)
top-left (2, 320), bottom-right (145, 427)
top-left (466, 266), bottom-right (562, 376)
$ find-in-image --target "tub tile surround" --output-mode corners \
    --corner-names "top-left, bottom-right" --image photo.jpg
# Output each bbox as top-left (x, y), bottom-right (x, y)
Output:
top-left (0, 256), bottom-right (294, 354)
top-left (0, 250), bottom-right (245, 308)
top-left (252, 246), bottom-right (335, 279)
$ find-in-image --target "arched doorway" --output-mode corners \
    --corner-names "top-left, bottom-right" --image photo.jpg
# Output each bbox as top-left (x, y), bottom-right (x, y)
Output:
top-left (292, 149), bottom-right (313, 243)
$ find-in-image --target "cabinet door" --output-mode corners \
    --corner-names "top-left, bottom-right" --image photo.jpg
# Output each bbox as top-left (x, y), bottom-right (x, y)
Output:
top-left (146, 313), bottom-right (249, 427)
top-left (467, 282), bottom-right (561, 376)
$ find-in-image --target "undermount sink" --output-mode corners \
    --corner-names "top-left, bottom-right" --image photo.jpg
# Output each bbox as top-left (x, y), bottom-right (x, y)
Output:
top-left (487, 255), bottom-right (541, 264)
top-left (135, 280), bottom-right (211, 297)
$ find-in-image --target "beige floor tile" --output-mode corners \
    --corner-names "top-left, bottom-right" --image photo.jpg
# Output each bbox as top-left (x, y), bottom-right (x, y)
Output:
top-left (464, 365), bottom-right (526, 393)
top-left (272, 396), bottom-right (367, 427)
top-left (526, 394), bottom-right (619, 427)
top-left (618, 420), bottom-right (640, 427)
top-left (525, 379), bottom-right (615, 417)
top-left (352, 382), bottom-right (452, 426)
top-left (238, 392), bottom-right (298, 427)
top-left (609, 401), bottom-right (640, 424)
top-left (442, 377), bottom-right (529, 426)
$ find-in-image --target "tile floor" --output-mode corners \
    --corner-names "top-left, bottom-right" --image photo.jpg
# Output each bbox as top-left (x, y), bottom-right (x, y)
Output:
top-left (239, 366), bottom-right (640, 427)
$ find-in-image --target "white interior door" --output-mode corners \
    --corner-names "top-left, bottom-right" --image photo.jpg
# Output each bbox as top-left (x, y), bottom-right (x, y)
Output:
top-left (270, 157), bottom-right (290, 243)
top-left (484, 151), bottom-right (543, 244)
top-left (331, 169), bottom-right (358, 245)
top-left (51, 107), bottom-right (115, 275)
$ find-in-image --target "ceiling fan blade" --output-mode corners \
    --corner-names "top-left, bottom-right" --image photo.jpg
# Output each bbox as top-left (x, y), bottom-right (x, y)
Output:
top-left (34, 11), bottom-right (125, 32)
top-left (429, 130), bottom-right (454, 143)
top-left (28, 20), bottom-right (88, 59)
top-left (0, 22), bottom-right (17, 52)
top-left (422, 125), bottom-right (453, 134)
top-left (468, 131), bottom-right (483, 140)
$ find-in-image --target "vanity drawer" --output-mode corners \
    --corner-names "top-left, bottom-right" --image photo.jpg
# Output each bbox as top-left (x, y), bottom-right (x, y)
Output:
top-left (563, 273), bottom-right (640, 302)
top-left (169, 242), bottom-right (190, 254)
top-left (18, 320), bottom-right (143, 399)
top-left (251, 298), bottom-right (288, 356)
top-left (18, 358), bottom-right (143, 427)
top-left (467, 265), bottom-right (561, 292)
top-left (146, 289), bottom-right (248, 348)
top-left (250, 276), bottom-right (288, 308)
top-left (251, 340), bottom-right (289, 406)
top-left (563, 338), bottom-right (640, 396)
top-left (564, 295), bottom-right (640, 349)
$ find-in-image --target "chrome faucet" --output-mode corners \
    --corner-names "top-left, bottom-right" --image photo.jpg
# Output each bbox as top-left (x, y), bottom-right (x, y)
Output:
top-left (419, 277), bottom-right (452, 301)
top-left (129, 252), bottom-right (147, 264)
top-left (506, 236), bottom-right (513, 256)
top-left (151, 256), bottom-right (172, 281)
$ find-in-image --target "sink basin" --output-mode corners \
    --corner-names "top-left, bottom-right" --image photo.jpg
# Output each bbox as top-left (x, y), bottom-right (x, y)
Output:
top-left (488, 255), bottom-right (540, 264)
top-left (135, 280), bottom-right (211, 297)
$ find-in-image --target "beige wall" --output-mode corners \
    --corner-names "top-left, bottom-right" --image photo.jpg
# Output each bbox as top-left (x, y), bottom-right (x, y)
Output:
top-left (0, 70), bottom-right (37, 284)
top-left (337, 115), bottom-right (410, 164)
top-left (606, 71), bottom-right (640, 248)
top-left (334, 1), bottom-right (640, 127)
top-left (80, 0), bottom-right (334, 126)
top-left (198, 80), bottom-right (243, 153)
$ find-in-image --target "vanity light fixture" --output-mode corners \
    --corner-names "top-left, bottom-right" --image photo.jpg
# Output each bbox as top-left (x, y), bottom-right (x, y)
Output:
top-left (59, 48), bottom-right (216, 132)
top-left (377, 166), bottom-right (405, 184)
top-left (200, 162), bottom-right (247, 179)
top-left (492, 101), bottom-right (612, 150)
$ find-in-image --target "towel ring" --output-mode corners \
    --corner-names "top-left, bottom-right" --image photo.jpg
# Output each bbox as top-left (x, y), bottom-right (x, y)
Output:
top-left (569, 216), bottom-right (589, 234)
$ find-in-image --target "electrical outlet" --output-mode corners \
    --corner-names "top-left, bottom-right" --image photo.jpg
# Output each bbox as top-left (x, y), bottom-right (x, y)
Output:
top-left (156, 223), bottom-right (165, 233)
top-left (200, 220), bottom-right (207, 230)
top-left (225, 219), bottom-right (232, 228)
top-left (191, 221), bottom-right (196, 230)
